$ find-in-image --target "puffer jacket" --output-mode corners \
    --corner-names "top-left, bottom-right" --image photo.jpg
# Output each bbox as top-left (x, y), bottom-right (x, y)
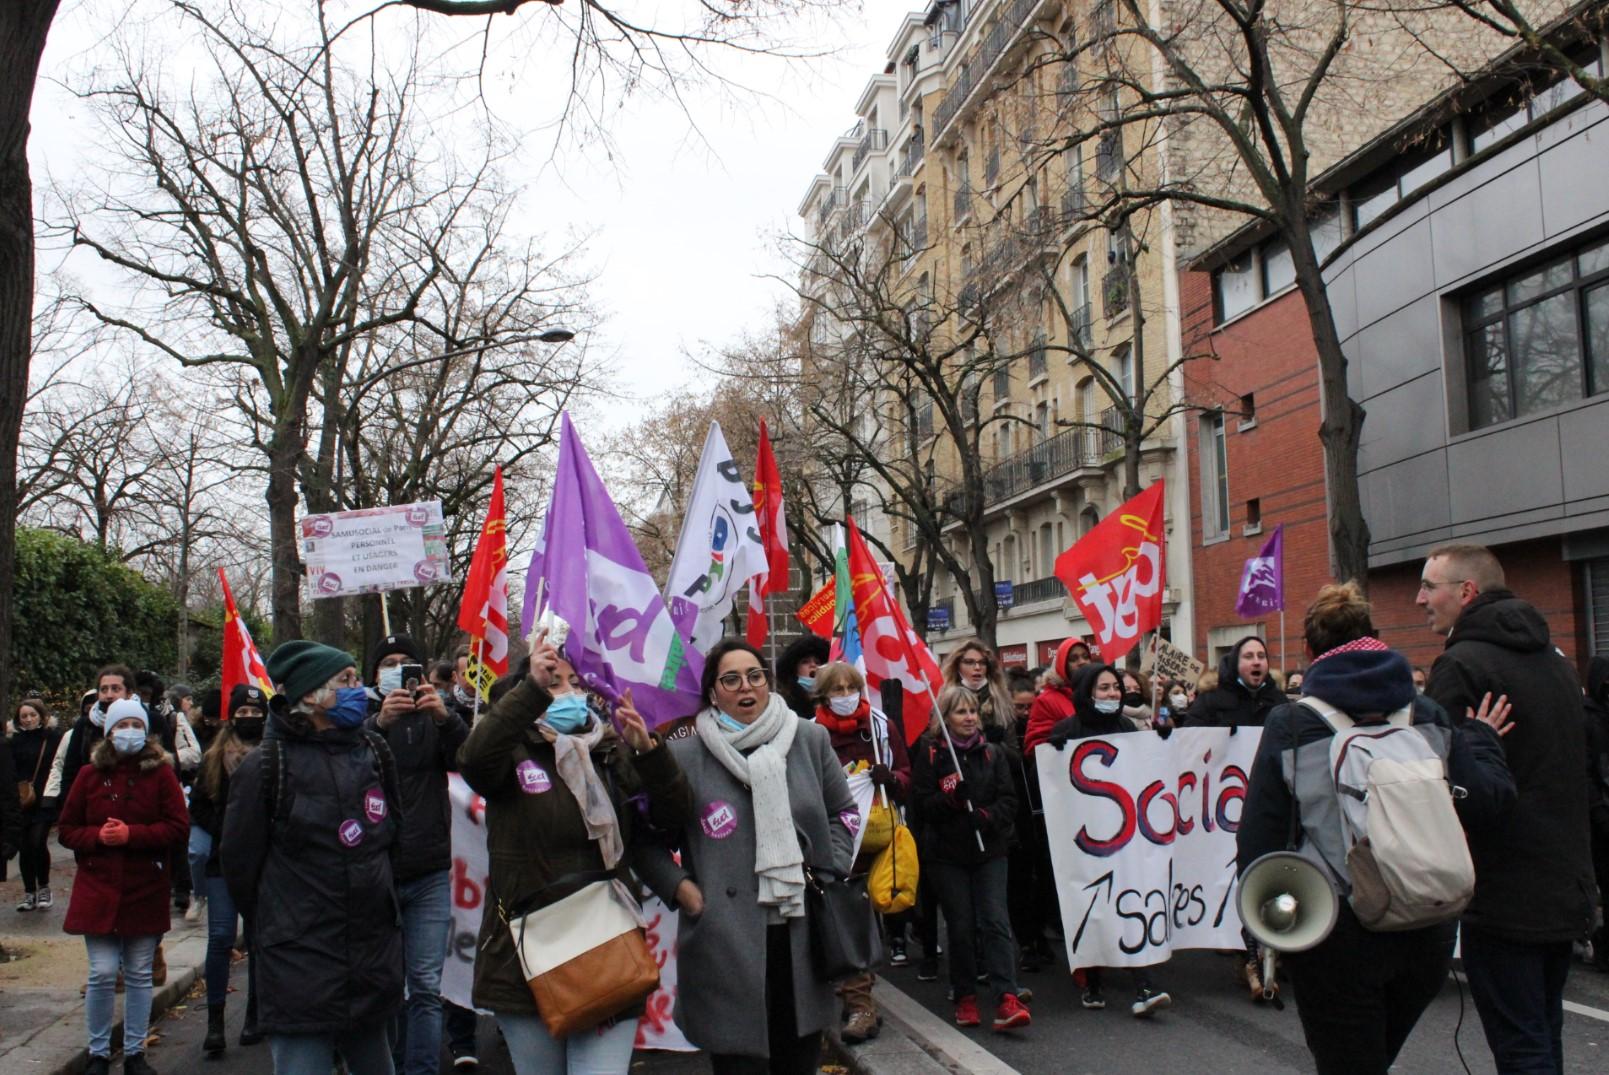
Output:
top-left (1426, 589), bottom-right (1596, 943)
top-left (911, 731), bottom-right (1016, 867)
top-left (1184, 638), bottom-right (1283, 728)
top-left (456, 677), bottom-right (693, 1015)
top-left (365, 703), bottom-right (468, 883)
top-left (222, 706), bottom-right (403, 1035)
top-left (58, 739), bottom-right (188, 936)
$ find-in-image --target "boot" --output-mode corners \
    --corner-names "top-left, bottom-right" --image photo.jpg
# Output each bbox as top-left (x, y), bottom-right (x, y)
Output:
top-left (123, 1053), bottom-right (158, 1075)
top-left (151, 944), bottom-right (167, 987)
top-left (204, 1004), bottom-right (227, 1057)
top-left (84, 1057), bottom-right (111, 1075)
top-left (239, 989), bottom-right (263, 1046)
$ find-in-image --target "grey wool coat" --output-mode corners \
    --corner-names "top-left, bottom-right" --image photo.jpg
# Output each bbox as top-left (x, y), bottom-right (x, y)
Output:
top-left (635, 717), bottom-right (857, 1059)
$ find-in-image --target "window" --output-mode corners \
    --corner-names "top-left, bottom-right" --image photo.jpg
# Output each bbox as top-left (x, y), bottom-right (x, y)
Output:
top-left (1039, 523), bottom-right (1054, 578)
top-left (1462, 234), bottom-right (1609, 429)
top-left (1067, 257), bottom-right (1092, 348)
top-left (914, 390), bottom-right (936, 438)
top-left (1200, 411), bottom-right (1230, 539)
top-left (1239, 392), bottom-right (1256, 427)
top-left (1078, 378), bottom-right (1098, 423)
top-left (1261, 239), bottom-right (1296, 296)
top-left (993, 357), bottom-right (1011, 401)
top-left (1216, 251), bottom-right (1258, 321)
top-left (1114, 345), bottom-right (1135, 405)
top-left (1245, 497), bottom-right (1262, 533)
top-left (1035, 399), bottom-right (1050, 438)
top-left (1470, 50), bottom-right (1605, 154)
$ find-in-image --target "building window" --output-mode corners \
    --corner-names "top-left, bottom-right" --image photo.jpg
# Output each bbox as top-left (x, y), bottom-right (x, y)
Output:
top-left (1462, 234), bottom-right (1609, 430)
top-left (1261, 238), bottom-right (1296, 296)
top-left (1245, 497), bottom-right (1262, 533)
top-left (1216, 251), bottom-right (1259, 321)
top-left (1469, 50), bottom-right (1605, 154)
top-left (1239, 391), bottom-right (1256, 428)
top-left (1200, 410), bottom-right (1230, 540)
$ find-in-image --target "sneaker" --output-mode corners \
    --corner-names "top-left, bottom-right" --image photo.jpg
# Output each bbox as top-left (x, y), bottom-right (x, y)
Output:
top-left (36, 887), bottom-right (52, 909)
top-left (976, 972), bottom-right (989, 983)
top-left (1017, 986), bottom-right (1033, 1005)
top-left (916, 957), bottom-right (939, 982)
top-left (16, 891), bottom-right (35, 912)
top-left (888, 940), bottom-right (909, 967)
top-left (953, 996), bottom-right (980, 1027)
top-left (185, 897), bottom-right (205, 924)
top-left (992, 994), bottom-right (1031, 1031)
top-left (1132, 987), bottom-right (1172, 1018)
top-left (1081, 989), bottom-right (1106, 1010)
top-left (451, 1057), bottom-right (479, 1071)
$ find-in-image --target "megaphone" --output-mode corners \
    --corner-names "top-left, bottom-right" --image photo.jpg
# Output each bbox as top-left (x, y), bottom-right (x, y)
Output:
top-left (1238, 851), bottom-right (1341, 954)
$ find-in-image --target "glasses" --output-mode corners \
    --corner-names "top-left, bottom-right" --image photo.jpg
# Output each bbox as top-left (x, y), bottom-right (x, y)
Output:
top-left (1417, 578), bottom-right (1467, 594)
top-left (327, 670), bottom-right (361, 689)
top-left (717, 669), bottom-right (769, 691)
top-left (959, 657), bottom-right (988, 669)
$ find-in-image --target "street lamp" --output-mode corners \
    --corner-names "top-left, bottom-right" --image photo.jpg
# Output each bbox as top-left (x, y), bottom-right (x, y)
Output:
top-left (537, 328), bottom-right (576, 343)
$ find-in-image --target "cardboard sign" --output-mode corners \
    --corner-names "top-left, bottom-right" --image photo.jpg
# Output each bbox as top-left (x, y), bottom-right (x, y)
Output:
top-left (301, 502), bottom-right (451, 598)
top-left (1143, 634), bottom-right (1205, 687)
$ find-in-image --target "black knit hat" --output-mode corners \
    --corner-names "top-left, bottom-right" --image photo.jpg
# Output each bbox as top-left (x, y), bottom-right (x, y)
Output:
top-left (228, 683), bottom-right (269, 718)
top-left (267, 640), bottom-right (357, 705)
top-left (199, 688), bottom-right (222, 721)
top-left (366, 633), bottom-right (423, 684)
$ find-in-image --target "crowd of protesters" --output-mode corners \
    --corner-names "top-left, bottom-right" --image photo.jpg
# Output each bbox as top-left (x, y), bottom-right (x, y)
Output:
top-left (3, 538), bottom-right (1607, 1075)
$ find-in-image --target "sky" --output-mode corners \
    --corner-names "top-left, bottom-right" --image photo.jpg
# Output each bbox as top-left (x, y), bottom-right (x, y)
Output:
top-left (32, 0), bottom-right (921, 429)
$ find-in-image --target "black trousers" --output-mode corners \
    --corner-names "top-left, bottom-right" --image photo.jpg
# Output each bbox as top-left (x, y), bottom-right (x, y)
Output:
top-left (709, 925), bottom-right (821, 1075)
top-left (18, 810), bottom-right (51, 891)
top-left (1461, 925), bottom-right (1572, 1075)
top-left (1282, 908), bottom-right (1456, 1075)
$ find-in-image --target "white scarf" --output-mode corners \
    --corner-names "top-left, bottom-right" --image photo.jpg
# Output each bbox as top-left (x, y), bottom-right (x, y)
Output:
top-left (537, 717), bottom-right (624, 870)
top-left (695, 694), bottom-right (804, 918)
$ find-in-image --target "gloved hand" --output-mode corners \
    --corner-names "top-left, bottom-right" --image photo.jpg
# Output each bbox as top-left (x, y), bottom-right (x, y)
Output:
top-left (940, 772), bottom-right (972, 806)
top-left (870, 763), bottom-right (895, 789)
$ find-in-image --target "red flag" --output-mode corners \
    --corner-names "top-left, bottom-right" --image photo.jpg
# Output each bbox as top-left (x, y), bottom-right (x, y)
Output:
top-left (745, 419), bottom-right (790, 646)
top-left (795, 580), bottom-right (835, 639)
top-left (1053, 481), bottom-right (1166, 664)
top-left (219, 569), bottom-right (274, 713)
top-left (846, 517), bottom-right (940, 747)
top-left (457, 467), bottom-right (510, 682)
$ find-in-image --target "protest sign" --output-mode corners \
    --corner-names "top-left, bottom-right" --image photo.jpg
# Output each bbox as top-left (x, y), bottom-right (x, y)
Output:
top-left (301, 502), bottom-right (451, 598)
top-left (443, 774), bottom-right (693, 1051)
top-left (1035, 727), bottom-right (1259, 969)
top-left (1142, 635), bottom-right (1205, 687)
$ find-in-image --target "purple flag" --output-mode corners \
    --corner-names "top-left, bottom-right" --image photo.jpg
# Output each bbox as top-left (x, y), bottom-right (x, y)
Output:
top-left (527, 413), bottom-right (703, 728)
top-left (1234, 524), bottom-right (1284, 619)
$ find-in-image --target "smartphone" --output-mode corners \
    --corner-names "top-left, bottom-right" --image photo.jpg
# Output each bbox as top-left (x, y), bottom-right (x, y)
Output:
top-left (399, 663), bottom-right (425, 693)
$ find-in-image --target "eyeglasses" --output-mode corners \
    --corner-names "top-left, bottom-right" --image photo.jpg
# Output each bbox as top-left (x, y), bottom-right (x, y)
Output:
top-left (327, 670), bottom-right (361, 689)
top-left (959, 657), bottom-right (988, 669)
top-left (717, 669), bottom-right (769, 691)
top-left (1417, 578), bottom-right (1467, 594)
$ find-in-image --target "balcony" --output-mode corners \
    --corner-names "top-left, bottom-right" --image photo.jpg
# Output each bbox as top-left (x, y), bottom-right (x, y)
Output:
top-left (852, 128), bottom-right (889, 172)
top-left (1068, 302), bottom-right (1093, 349)
top-left (940, 415), bottom-right (1123, 516)
top-left (1103, 269), bottom-right (1130, 318)
top-left (932, 0), bottom-right (1045, 142)
top-left (983, 232), bottom-right (1020, 277)
top-left (895, 134), bottom-right (925, 178)
top-left (1061, 184), bottom-right (1087, 224)
top-left (1013, 576), bottom-right (1064, 606)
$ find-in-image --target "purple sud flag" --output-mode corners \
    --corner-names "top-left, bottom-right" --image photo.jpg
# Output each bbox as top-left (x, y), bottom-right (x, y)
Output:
top-left (1234, 524), bottom-right (1285, 619)
top-left (523, 413), bottom-right (703, 728)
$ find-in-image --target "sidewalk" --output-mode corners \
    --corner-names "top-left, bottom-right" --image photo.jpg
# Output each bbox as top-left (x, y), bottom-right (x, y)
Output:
top-left (825, 980), bottom-right (1020, 1075)
top-left (1, 861), bottom-right (209, 1075)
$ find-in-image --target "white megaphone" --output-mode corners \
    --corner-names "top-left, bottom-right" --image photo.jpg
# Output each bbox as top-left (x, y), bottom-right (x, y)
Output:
top-left (1238, 851), bottom-right (1341, 1000)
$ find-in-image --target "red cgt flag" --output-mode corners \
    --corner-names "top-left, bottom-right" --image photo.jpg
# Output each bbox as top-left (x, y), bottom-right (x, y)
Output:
top-left (1053, 481), bottom-right (1167, 664)
top-left (846, 517), bottom-right (941, 747)
top-left (745, 419), bottom-right (790, 647)
top-left (457, 466), bottom-right (510, 683)
top-left (219, 569), bottom-right (274, 712)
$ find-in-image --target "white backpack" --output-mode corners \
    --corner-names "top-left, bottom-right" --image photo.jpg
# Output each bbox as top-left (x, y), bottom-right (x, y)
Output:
top-left (1302, 698), bottom-right (1474, 931)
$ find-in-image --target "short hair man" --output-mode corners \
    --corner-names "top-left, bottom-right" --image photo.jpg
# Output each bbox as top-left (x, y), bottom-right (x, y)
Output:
top-left (1419, 543), bottom-right (1595, 1073)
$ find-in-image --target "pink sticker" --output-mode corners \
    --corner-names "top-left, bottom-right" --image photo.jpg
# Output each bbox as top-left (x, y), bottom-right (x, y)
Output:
top-left (516, 760), bottom-right (552, 795)
top-left (700, 800), bottom-right (739, 840)
top-left (338, 819), bottom-right (364, 848)
top-left (364, 787), bottom-right (387, 824)
top-left (839, 809), bottom-right (862, 837)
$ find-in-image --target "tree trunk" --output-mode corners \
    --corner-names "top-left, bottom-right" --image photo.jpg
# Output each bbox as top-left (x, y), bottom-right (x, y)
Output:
top-left (267, 432), bottom-right (305, 643)
top-left (0, 0), bottom-right (62, 733)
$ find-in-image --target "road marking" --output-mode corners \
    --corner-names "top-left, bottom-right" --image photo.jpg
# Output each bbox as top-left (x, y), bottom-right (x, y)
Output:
top-left (872, 979), bottom-right (1023, 1075)
top-left (1451, 972), bottom-right (1609, 1025)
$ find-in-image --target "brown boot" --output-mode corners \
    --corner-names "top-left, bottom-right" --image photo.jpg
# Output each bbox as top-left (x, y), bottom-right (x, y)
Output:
top-left (1238, 957), bottom-right (1263, 1001)
top-left (152, 944), bottom-right (167, 988)
top-left (841, 1006), bottom-right (882, 1044)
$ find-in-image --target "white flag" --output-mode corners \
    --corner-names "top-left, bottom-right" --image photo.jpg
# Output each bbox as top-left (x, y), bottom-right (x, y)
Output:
top-left (664, 422), bottom-right (769, 655)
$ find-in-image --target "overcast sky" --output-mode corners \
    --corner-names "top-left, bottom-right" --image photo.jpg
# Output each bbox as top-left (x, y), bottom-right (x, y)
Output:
top-left (34, 0), bottom-right (918, 430)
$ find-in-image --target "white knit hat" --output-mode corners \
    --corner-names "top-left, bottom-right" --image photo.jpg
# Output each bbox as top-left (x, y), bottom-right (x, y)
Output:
top-left (103, 698), bottom-right (150, 732)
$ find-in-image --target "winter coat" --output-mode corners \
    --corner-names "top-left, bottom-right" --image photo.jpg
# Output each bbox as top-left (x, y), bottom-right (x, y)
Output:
top-left (222, 708), bottom-right (404, 1035)
top-left (10, 726), bottom-right (61, 811)
top-left (1184, 640), bottom-right (1284, 729)
top-left (43, 714), bottom-right (104, 805)
top-left (1426, 589), bottom-right (1597, 943)
top-left (1023, 684), bottom-right (1076, 756)
top-left (818, 702), bottom-right (913, 804)
top-left (634, 716), bottom-right (857, 1059)
top-left (0, 746), bottom-right (19, 859)
top-left (365, 704), bottom-right (468, 882)
top-left (910, 731), bottom-right (1017, 867)
top-left (188, 761), bottom-right (250, 877)
top-left (57, 740), bottom-right (189, 937)
top-left (1586, 658), bottom-right (1609, 871)
top-left (456, 678), bottom-right (693, 1015)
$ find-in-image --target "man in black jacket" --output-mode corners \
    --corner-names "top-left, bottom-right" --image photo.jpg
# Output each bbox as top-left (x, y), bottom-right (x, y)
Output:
top-left (1420, 543), bottom-right (1596, 1074)
top-left (365, 634), bottom-right (469, 1075)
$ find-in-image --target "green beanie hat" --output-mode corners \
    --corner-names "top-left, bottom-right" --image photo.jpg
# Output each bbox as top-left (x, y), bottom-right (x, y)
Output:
top-left (266, 640), bottom-right (357, 705)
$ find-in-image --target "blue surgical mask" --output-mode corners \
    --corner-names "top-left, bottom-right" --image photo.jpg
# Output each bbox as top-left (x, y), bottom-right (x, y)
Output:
top-left (716, 711), bottom-right (747, 734)
top-left (797, 675), bottom-right (815, 693)
top-left (326, 687), bottom-right (371, 728)
top-left (544, 693), bottom-right (591, 734)
top-left (111, 727), bottom-right (147, 755)
top-left (377, 666), bottom-right (404, 694)
top-left (1093, 698), bottom-right (1122, 715)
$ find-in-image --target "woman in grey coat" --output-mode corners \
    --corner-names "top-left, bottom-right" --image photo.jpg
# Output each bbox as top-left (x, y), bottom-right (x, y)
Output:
top-left (636, 639), bottom-right (858, 1074)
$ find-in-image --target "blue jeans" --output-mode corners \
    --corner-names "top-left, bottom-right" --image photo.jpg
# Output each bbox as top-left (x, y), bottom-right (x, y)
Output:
top-left (84, 935), bottom-right (160, 1059)
top-left (389, 870), bottom-right (452, 1075)
top-left (927, 856), bottom-right (1018, 1002)
top-left (204, 875), bottom-right (242, 1006)
top-left (494, 1011), bottom-right (637, 1075)
top-left (269, 1023), bottom-right (394, 1075)
top-left (188, 825), bottom-right (212, 900)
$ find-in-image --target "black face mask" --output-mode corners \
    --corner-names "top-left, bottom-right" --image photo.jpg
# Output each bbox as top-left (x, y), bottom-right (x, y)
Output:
top-left (1122, 691), bottom-right (1145, 708)
top-left (233, 718), bottom-right (265, 743)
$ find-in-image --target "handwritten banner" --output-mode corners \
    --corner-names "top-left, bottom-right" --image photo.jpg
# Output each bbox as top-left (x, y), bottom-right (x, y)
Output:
top-left (1035, 728), bottom-right (1258, 969)
top-left (443, 774), bottom-right (694, 1051)
top-left (1141, 635), bottom-right (1205, 688)
top-left (300, 502), bottom-right (451, 598)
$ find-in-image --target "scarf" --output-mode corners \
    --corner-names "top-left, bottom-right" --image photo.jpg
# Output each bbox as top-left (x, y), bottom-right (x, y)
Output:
top-left (1308, 635), bottom-right (1390, 668)
top-left (695, 694), bottom-right (804, 918)
top-left (536, 717), bottom-right (624, 869)
top-left (814, 697), bottom-right (870, 735)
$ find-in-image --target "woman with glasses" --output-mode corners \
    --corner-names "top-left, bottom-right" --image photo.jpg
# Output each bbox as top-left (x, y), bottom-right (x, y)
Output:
top-left (637, 639), bottom-right (858, 1074)
top-left (941, 639), bottom-right (1016, 745)
top-left (222, 642), bottom-right (404, 1075)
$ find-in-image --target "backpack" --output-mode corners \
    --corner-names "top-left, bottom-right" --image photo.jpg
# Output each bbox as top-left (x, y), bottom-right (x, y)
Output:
top-left (260, 729), bottom-right (401, 826)
top-left (1301, 697), bottom-right (1474, 931)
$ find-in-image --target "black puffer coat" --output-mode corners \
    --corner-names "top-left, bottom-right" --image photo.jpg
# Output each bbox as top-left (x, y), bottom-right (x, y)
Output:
top-left (911, 731), bottom-right (1016, 867)
top-left (222, 707), bottom-right (403, 1035)
top-left (1184, 637), bottom-right (1283, 728)
top-left (1426, 589), bottom-right (1596, 943)
top-left (9, 726), bottom-right (60, 809)
top-left (365, 705), bottom-right (467, 883)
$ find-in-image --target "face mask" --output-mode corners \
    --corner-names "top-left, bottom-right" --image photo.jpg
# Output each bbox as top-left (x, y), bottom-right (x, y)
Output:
top-left (796, 676), bottom-right (815, 693)
top-left (325, 687), bottom-right (370, 729)
top-left (716, 711), bottom-right (747, 733)
top-left (377, 666), bottom-right (404, 694)
top-left (234, 718), bottom-right (265, 742)
top-left (545, 693), bottom-right (591, 734)
top-left (964, 676), bottom-right (986, 691)
top-left (1093, 698), bottom-right (1122, 715)
top-left (828, 695), bottom-right (862, 717)
top-left (1169, 693), bottom-right (1188, 708)
top-left (111, 727), bottom-right (147, 755)
top-left (454, 686), bottom-right (477, 707)
top-left (1238, 676), bottom-right (1257, 691)
top-left (1122, 691), bottom-right (1144, 708)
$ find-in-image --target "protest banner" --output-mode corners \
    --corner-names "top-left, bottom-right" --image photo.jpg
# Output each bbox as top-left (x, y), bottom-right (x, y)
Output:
top-left (1142, 635), bottom-right (1205, 687)
top-left (442, 774), bottom-right (694, 1051)
top-left (1035, 727), bottom-right (1259, 969)
top-left (301, 502), bottom-right (451, 598)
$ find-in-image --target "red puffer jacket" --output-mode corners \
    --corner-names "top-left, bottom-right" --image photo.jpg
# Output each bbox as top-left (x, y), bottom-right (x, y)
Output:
top-left (58, 739), bottom-right (189, 937)
top-left (1022, 685), bottom-right (1076, 756)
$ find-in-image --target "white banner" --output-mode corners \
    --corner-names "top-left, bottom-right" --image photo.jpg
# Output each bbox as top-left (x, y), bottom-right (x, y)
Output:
top-left (1035, 727), bottom-right (1259, 970)
top-left (845, 770), bottom-right (876, 862)
top-left (444, 774), bottom-right (694, 1051)
top-left (301, 502), bottom-right (451, 598)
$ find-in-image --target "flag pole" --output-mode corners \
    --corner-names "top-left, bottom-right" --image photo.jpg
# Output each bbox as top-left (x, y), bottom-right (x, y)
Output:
top-left (380, 592), bottom-right (392, 637)
top-left (471, 637), bottom-right (485, 724)
top-left (1279, 608), bottom-right (1287, 674)
top-left (919, 670), bottom-right (986, 853)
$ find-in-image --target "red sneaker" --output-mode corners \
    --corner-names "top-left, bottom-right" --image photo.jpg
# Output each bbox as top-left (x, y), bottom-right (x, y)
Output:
top-left (954, 995), bottom-right (981, 1027)
top-left (993, 993), bottom-right (1032, 1032)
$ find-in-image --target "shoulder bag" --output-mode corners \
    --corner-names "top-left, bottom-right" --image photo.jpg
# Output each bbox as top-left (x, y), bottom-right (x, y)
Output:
top-left (803, 863), bottom-right (885, 980)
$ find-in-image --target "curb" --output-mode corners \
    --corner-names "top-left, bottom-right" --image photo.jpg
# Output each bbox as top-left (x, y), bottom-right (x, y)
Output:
top-left (825, 980), bottom-right (1020, 1075)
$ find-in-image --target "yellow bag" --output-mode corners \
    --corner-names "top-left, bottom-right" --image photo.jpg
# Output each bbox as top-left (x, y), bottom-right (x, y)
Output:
top-left (860, 800), bottom-right (898, 857)
top-left (868, 822), bottom-right (919, 915)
